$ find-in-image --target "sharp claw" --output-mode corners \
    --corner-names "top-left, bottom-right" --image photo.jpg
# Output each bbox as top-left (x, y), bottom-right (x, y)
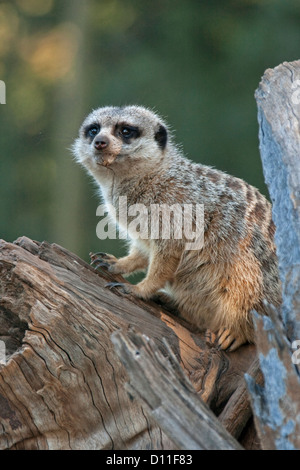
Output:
top-left (105, 282), bottom-right (129, 294)
top-left (90, 252), bottom-right (108, 263)
top-left (106, 282), bottom-right (124, 289)
top-left (92, 252), bottom-right (109, 258)
top-left (90, 255), bottom-right (107, 265)
top-left (92, 260), bottom-right (110, 269)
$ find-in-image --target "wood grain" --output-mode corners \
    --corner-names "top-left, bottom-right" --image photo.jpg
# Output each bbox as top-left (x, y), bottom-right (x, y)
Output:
top-left (0, 236), bottom-right (257, 449)
top-left (111, 329), bottom-right (243, 450)
top-left (247, 60), bottom-right (300, 450)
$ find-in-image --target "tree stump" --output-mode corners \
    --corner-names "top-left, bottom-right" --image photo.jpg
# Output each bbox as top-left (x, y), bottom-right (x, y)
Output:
top-left (246, 60), bottom-right (300, 450)
top-left (0, 237), bottom-right (258, 450)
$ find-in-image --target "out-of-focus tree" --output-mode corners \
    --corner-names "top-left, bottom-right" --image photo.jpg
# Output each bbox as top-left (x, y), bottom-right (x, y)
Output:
top-left (1, 0), bottom-right (300, 259)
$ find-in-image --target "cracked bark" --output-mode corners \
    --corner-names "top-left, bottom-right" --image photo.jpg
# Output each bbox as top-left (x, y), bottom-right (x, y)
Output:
top-left (0, 236), bottom-right (258, 450)
top-left (246, 60), bottom-right (300, 450)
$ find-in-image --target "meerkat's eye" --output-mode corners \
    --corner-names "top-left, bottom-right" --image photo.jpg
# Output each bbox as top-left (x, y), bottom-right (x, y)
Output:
top-left (119, 125), bottom-right (141, 141)
top-left (88, 126), bottom-right (99, 137)
top-left (84, 123), bottom-right (100, 139)
top-left (120, 127), bottom-right (133, 138)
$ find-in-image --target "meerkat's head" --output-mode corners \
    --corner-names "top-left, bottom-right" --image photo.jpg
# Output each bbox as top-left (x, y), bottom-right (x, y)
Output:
top-left (72, 105), bottom-right (169, 176)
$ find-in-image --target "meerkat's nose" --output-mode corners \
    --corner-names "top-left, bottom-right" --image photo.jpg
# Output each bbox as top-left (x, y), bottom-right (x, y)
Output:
top-left (94, 136), bottom-right (109, 150)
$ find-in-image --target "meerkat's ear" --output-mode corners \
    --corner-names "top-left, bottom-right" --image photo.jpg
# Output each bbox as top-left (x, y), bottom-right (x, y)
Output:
top-left (154, 124), bottom-right (167, 150)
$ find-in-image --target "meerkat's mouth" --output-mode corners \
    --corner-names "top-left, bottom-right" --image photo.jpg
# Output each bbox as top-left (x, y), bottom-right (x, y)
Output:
top-left (94, 152), bottom-right (122, 167)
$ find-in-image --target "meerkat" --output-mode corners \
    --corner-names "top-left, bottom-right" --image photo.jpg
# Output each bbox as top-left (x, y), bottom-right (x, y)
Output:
top-left (72, 105), bottom-right (281, 351)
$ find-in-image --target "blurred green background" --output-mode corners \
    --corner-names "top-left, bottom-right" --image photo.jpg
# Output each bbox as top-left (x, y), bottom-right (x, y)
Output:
top-left (1, 0), bottom-right (300, 262)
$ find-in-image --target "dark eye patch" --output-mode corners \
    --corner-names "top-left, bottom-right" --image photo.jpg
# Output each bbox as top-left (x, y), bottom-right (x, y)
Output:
top-left (116, 123), bottom-right (141, 142)
top-left (155, 124), bottom-right (167, 150)
top-left (84, 123), bottom-right (100, 139)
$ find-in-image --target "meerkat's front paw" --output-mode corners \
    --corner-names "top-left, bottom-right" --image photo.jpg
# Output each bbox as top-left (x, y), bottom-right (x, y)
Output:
top-left (106, 281), bottom-right (148, 298)
top-left (91, 252), bottom-right (124, 274)
top-left (106, 282), bottom-right (133, 295)
top-left (91, 252), bottom-right (116, 268)
top-left (216, 328), bottom-right (246, 351)
top-left (105, 281), bottom-right (151, 300)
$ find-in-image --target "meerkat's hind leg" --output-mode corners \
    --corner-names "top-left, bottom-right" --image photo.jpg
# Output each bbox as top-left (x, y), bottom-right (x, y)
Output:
top-left (216, 327), bottom-right (247, 352)
top-left (205, 329), bottom-right (218, 347)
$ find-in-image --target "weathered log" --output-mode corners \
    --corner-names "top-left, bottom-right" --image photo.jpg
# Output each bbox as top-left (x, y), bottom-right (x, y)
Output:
top-left (0, 236), bottom-right (257, 450)
top-left (256, 60), bottom-right (300, 342)
top-left (111, 329), bottom-right (243, 450)
top-left (246, 60), bottom-right (300, 450)
top-left (218, 358), bottom-right (263, 440)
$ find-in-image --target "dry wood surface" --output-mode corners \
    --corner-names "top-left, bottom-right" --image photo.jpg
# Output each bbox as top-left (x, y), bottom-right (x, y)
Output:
top-left (0, 236), bottom-right (258, 450)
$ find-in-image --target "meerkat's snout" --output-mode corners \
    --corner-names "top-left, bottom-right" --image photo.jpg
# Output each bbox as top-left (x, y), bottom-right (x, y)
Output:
top-left (94, 135), bottom-right (109, 151)
top-left (92, 132), bottom-right (122, 167)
